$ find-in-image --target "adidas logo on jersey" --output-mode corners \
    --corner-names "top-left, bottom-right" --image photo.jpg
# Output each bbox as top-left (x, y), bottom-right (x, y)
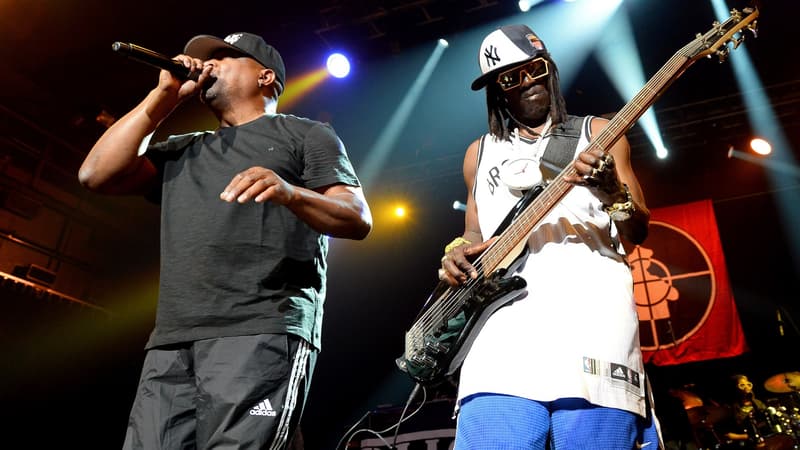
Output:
top-left (249, 399), bottom-right (277, 417)
top-left (610, 363), bottom-right (629, 382)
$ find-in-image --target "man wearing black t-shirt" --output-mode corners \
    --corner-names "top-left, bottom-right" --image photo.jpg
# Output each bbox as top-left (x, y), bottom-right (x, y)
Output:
top-left (79, 32), bottom-right (372, 450)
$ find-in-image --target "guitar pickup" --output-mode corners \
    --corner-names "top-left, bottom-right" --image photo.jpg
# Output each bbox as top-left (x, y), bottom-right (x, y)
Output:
top-left (423, 337), bottom-right (450, 355)
top-left (409, 353), bottom-right (437, 369)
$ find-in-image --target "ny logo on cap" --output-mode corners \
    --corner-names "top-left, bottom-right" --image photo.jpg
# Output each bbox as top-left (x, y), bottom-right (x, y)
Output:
top-left (224, 33), bottom-right (243, 45)
top-left (483, 45), bottom-right (500, 67)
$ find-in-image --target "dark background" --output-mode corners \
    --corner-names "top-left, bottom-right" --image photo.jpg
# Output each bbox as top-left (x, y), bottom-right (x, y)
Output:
top-left (0, 0), bottom-right (798, 448)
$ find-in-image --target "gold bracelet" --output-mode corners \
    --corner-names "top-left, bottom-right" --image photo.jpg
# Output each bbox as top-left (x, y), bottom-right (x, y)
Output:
top-left (444, 237), bottom-right (472, 254)
top-left (603, 184), bottom-right (635, 221)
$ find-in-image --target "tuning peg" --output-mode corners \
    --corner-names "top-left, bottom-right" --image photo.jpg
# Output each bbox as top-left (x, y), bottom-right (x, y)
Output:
top-left (715, 46), bottom-right (731, 63)
top-left (748, 21), bottom-right (759, 38)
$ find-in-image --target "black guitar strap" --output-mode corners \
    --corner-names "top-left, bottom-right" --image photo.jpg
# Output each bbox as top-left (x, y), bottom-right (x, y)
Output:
top-left (489, 115), bottom-right (588, 235)
top-left (540, 114), bottom-right (586, 180)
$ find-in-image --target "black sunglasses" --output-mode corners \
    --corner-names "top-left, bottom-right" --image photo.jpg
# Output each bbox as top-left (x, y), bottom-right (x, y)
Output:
top-left (497, 57), bottom-right (549, 91)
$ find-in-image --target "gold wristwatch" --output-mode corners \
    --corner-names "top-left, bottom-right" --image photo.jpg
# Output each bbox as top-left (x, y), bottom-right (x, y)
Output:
top-left (603, 184), bottom-right (635, 221)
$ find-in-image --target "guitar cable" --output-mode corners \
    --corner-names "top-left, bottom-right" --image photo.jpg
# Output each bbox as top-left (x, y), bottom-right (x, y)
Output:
top-left (334, 382), bottom-right (426, 449)
top-left (391, 382), bottom-right (424, 447)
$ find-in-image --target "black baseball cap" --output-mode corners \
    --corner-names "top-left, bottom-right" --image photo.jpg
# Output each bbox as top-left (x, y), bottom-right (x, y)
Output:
top-left (184, 32), bottom-right (286, 95)
top-left (471, 24), bottom-right (548, 91)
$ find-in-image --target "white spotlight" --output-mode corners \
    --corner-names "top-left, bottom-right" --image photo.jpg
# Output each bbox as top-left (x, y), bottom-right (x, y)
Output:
top-left (438, 38), bottom-right (449, 48)
top-left (452, 200), bottom-right (467, 211)
top-left (518, 0), bottom-right (531, 12)
top-left (326, 53), bottom-right (351, 78)
top-left (750, 138), bottom-right (772, 155)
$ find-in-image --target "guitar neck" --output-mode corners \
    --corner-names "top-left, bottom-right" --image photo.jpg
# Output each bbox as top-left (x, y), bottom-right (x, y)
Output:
top-left (479, 51), bottom-right (695, 275)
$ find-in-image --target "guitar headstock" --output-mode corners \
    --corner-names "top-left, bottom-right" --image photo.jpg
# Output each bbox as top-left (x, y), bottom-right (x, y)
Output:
top-left (680, 7), bottom-right (759, 63)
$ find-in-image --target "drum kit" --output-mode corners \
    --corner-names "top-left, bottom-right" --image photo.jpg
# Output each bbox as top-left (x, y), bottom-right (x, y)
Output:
top-left (755, 371), bottom-right (800, 450)
top-left (672, 372), bottom-right (800, 450)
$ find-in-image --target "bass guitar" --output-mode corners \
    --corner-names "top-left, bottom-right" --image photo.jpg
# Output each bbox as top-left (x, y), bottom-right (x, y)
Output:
top-left (397, 7), bottom-right (760, 386)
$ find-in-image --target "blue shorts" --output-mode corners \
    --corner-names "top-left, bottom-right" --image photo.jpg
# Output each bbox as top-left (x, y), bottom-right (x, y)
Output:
top-left (455, 393), bottom-right (660, 450)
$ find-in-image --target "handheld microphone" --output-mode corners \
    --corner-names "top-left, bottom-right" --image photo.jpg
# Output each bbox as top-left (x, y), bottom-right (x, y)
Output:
top-left (111, 42), bottom-right (199, 81)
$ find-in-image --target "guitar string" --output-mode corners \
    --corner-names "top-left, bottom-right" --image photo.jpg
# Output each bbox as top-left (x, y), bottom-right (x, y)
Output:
top-left (408, 172), bottom-right (572, 348)
top-left (409, 133), bottom-right (596, 343)
top-left (412, 182), bottom-right (559, 326)
top-left (408, 147), bottom-right (607, 347)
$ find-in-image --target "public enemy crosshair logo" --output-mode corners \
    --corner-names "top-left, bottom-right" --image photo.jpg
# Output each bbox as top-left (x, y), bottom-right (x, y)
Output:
top-left (623, 222), bottom-right (717, 351)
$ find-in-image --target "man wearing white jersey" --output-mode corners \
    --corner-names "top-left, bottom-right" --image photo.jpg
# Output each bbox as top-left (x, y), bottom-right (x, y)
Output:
top-left (438, 24), bottom-right (661, 449)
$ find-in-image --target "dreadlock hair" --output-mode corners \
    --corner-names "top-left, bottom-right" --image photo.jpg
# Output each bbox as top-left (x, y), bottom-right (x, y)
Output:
top-left (485, 53), bottom-right (568, 141)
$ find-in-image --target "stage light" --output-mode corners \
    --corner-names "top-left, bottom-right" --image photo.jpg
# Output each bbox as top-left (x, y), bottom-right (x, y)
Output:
top-left (452, 200), bottom-right (467, 212)
top-left (326, 53), bottom-right (351, 78)
top-left (711, 0), bottom-right (800, 270)
top-left (523, 0), bottom-right (622, 88)
top-left (750, 138), bottom-right (772, 156)
top-left (594, 6), bottom-right (667, 160)
top-left (518, 0), bottom-right (549, 13)
top-left (394, 205), bottom-right (407, 218)
top-left (727, 147), bottom-right (800, 178)
top-left (359, 40), bottom-right (448, 189)
top-left (279, 67), bottom-right (329, 111)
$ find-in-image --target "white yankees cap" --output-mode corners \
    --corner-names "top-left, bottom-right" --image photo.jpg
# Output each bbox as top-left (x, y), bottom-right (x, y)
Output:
top-left (471, 24), bottom-right (548, 91)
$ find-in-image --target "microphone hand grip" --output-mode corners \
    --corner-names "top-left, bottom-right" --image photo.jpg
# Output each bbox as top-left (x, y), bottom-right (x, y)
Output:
top-left (111, 42), bottom-right (199, 81)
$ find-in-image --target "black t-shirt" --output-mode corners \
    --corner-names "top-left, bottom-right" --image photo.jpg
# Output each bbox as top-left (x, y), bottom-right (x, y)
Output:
top-left (144, 113), bottom-right (360, 350)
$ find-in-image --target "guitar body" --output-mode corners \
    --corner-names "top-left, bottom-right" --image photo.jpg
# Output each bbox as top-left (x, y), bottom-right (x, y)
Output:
top-left (397, 7), bottom-right (759, 388)
top-left (397, 267), bottom-right (527, 386)
top-left (397, 186), bottom-right (543, 386)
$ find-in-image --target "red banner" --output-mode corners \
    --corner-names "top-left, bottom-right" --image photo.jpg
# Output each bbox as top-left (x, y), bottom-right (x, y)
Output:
top-left (625, 199), bottom-right (747, 365)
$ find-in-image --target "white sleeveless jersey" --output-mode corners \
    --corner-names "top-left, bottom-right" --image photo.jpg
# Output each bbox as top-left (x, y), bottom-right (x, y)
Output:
top-left (458, 116), bottom-right (646, 417)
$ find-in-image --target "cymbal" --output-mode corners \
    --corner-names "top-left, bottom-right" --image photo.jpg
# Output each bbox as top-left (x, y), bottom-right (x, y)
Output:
top-left (669, 388), bottom-right (704, 409)
top-left (686, 405), bottom-right (731, 426)
top-left (764, 372), bottom-right (800, 394)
